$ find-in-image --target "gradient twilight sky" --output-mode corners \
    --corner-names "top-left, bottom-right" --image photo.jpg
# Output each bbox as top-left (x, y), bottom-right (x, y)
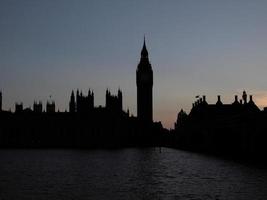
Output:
top-left (1, 0), bottom-right (267, 128)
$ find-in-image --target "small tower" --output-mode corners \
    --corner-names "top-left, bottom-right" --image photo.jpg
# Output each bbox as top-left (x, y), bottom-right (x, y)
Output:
top-left (175, 109), bottom-right (188, 129)
top-left (232, 95), bottom-right (240, 106)
top-left (202, 95), bottom-right (208, 105)
top-left (105, 89), bottom-right (122, 112)
top-left (15, 102), bottom-right (23, 113)
top-left (118, 89), bottom-right (122, 111)
top-left (242, 90), bottom-right (247, 104)
top-left (33, 101), bottom-right (43, 113)
top-left (76, 90), bottom-right (81, 113)
top-left (247, 95), bottom-right (260, 112)
top-left (105, 89), bottom-right (110, 108)
top-left (69, 90), bottom-right (75, 113)
top-left (46, 101), bottom-right (55, 113)
top-left (75, 89), bottom-right (94, 113)
top-left (249, 95), bottom-right (253, 103)
top-left (216, 95), bottom-right (223, 106)
top-left (136, 37), bottom-right (153, 122)
top-left (88, 89), bottom-right (94, 110)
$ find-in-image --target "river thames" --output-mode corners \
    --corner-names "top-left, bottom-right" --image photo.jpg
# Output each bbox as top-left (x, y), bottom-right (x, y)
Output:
top-left (0, 148), bottom-right (266, 200)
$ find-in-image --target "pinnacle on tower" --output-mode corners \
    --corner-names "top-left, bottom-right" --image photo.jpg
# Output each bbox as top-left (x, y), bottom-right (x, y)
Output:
top-left (242, 90), bottom-right (247, 104)
top-left (141, 36), bottom-right (148, 58)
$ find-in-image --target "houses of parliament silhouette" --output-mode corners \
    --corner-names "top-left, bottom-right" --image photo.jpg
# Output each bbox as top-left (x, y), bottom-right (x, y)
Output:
top-left (0, 39), bottom-right (164, 148)
top-left (1, 39), bottom-right (267, 160)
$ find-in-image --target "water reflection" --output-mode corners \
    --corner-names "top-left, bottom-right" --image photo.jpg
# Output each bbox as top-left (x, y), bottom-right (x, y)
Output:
top-left (0, 148), bottom-right (267, 200)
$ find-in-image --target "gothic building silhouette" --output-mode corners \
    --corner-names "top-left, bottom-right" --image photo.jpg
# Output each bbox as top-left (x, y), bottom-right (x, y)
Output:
top-left (172, 90), bottom-right (267, 158)
top-left (0, 39), bottom-right (165, 148)
top-left (136, 38), bottom-right (153, 122)
top-left (69, 89), bottom-right (94, 113)
top-left (1, 39), bottom-right (154, 118)
top-left (2, 39), bottom-right (267, 159)
top-left (69, 90), bottom-right (76, 113)
top-left (67, 38), bottom-right (153, 118)
top-left (68, 89), bottom-right (122, 114)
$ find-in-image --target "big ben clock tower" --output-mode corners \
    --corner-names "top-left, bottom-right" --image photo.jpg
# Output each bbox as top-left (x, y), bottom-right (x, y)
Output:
top-left (136, 38), bottom-right (153, 122)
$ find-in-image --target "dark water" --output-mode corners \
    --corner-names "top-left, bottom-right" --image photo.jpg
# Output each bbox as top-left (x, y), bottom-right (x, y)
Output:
top-left (0, 148), bottom-right (267, 200)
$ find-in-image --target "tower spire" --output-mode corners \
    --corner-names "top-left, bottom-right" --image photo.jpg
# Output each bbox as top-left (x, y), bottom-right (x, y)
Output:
top-left (141, 36), bottom-right (148, 58)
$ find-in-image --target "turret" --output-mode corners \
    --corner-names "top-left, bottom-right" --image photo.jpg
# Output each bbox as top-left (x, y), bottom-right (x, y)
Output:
top-left (88, 89), bottom-right (94, 109)
top-left (216, 95), bottom-right (223, 106)
top-left (105, 89), bottom-right (110, 108)
top-left (175, 109), bottom-right (188, 129)
top-left (33, 101), bottom-right (43, 113)
top-left (202, 95), bottom-right (208, 106)
top-left (242, 90), bottom-right (247, 104)
top-left (15, 102), bottom-right (23, 113)
top-left (46, 101), bottom-right (55, 113)
top-left (106, 89), bottom-right (122, 112)
top-left (69, 90), bottom-right (76, 113)
top-left (249, 95), bottom-right (253, 103)
top-left (118, 89), bottom-right (122, 111)
top-left (247, 94), bottom-right (260, 111)
top-left (232, 95), bottom-right (240, 106)
top-left (76, 90), bottom-right (80, 113)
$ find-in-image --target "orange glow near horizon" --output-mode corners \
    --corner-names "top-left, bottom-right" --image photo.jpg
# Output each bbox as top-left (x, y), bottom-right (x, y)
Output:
top-left (254, 94), bottom-right (267, 109)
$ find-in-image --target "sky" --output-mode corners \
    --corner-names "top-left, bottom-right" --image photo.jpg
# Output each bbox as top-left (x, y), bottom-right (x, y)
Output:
top-left (1, 0), bottom-right (267, 129)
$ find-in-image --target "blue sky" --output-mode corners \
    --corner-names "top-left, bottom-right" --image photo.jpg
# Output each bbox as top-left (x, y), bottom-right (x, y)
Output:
top-left (1, 0), bottom-right (267, 128)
